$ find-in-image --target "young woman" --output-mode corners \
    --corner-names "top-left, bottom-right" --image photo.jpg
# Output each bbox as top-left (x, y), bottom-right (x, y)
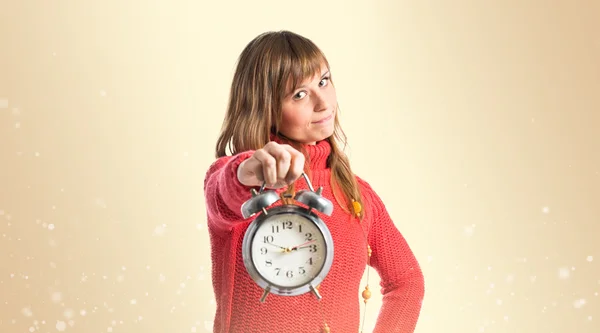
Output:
top-left (204, 30), bottom-right (425, 333)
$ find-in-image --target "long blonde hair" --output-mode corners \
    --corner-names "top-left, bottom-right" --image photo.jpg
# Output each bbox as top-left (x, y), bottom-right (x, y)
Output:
top-left (215, 30), bottom-right (363, 219)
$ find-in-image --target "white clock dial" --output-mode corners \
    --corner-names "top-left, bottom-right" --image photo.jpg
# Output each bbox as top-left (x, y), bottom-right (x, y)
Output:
top-left (251, 213), bottom-right (327, 288)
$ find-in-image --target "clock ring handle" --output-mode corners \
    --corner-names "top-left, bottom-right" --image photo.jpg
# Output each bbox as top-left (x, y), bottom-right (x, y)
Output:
top-left (300, 172), bottom-right (315, 192)
top-left (247, 171), bottom-right (332, 216)
top-left (258, 181), bottom-right (267, 193)
top-left (256, 171), bottom-right (315, 194)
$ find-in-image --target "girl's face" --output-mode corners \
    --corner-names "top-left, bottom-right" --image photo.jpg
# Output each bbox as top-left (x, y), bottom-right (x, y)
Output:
top-left (278, 65), bottom-right (337, 145)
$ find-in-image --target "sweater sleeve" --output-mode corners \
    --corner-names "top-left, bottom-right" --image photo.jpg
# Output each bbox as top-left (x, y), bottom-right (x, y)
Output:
top-left (359, 178), bottom-right (425, 333)
top-left (203, 150), bottom-right (257, 234)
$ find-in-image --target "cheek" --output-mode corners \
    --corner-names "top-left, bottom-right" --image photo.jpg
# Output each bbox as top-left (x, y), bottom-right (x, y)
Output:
top-left (281, 108), bottom-right (309, 129)
top-left (327, 87), bottom-right (337, 105)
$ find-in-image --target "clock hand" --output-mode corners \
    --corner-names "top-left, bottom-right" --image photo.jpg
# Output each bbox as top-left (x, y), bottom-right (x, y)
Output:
top-left (291, 239), bottom-right (316, 251)
top-left (264, 242), bottom-right (289, 253)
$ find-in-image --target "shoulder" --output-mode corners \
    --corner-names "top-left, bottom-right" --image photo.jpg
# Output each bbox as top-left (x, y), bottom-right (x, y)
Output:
top-left (354, 174), bottom-right (378, 196)
top-left (353, 174), bottom-right (387, 216)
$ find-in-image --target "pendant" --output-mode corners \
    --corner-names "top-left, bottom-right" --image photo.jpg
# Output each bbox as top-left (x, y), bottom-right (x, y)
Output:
top-left (362, 285), bottom-right (372, 304)
top-left (352, 199), bottom-right (362, 217)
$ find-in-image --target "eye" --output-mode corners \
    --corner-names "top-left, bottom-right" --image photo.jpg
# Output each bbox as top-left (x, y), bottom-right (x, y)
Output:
top-left (319, 77), bottom-right (330, 87)
top-left (293, 91), bottom-right (307, 100)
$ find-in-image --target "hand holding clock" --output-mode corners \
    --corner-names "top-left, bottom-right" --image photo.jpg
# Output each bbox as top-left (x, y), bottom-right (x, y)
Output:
top-left (237, 142), bottom-right (305, 189)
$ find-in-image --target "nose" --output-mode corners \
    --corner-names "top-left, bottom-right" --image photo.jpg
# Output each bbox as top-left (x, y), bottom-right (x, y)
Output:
top-left (313, 91), bottom-right (329, 112)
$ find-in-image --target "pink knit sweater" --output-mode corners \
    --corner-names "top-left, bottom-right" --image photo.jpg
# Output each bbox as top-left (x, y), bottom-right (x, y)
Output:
top-left (203, 139), bottom-right (425, 332)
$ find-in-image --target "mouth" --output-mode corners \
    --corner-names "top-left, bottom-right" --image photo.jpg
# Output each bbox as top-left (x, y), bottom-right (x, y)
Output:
top-left (312, 111), bottom-right (334, 124)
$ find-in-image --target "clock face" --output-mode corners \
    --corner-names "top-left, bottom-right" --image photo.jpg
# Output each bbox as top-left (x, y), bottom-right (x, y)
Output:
top-left (251, 212), bottom-right (327, 288)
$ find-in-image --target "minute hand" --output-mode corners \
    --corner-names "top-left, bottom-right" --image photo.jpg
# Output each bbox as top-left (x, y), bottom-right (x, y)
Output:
top-left (291, 239), bottom-right (316, 251)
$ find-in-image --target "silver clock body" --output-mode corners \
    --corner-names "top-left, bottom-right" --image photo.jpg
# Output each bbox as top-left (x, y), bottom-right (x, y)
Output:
top-left (242, 204), bottom-right (334, 299)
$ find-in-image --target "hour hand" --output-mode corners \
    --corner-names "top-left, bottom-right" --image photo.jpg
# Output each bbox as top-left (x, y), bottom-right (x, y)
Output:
top-left (264, 241), bottom-right (289, 252)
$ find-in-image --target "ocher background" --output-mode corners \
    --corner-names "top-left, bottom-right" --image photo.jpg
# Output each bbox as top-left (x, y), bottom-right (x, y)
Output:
top-left (1, 1), bottom-right (599, 332)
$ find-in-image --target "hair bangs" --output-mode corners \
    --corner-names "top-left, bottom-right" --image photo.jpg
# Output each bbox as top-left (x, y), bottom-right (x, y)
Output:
top-left (281, 35), bottom-right (329, 95)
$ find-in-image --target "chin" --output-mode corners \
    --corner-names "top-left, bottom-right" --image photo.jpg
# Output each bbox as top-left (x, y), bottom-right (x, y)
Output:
top-left (282, 127), bottom-right (334, 145)
top-left (309, 130), bottom-right (334, 143)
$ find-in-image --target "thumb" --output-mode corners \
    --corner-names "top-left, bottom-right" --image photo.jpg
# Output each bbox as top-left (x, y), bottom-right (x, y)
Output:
top-left (237, 157), bottom-right (263, 186)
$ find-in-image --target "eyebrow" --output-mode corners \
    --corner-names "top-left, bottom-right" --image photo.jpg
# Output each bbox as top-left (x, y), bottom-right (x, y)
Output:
top-left (292, 70), bottom-right (330, 92)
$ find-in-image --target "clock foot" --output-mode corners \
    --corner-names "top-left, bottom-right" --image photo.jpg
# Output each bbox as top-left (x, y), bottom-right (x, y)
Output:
top-left (260, 286), bottom-right (271, 303)
top-left (310, 284), bottom-right (322, 300)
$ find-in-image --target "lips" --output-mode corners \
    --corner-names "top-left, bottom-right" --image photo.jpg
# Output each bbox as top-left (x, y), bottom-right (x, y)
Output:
top-left (312, 111), bottom-right (334, 124)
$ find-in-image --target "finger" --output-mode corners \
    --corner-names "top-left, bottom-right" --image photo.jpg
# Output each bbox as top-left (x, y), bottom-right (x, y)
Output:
top-left (251, 162), bottom-right (264, 183)
top-left (252, 149), bottom-right (277, 186)
top-left (237, 157), bottom-right (263, 187)
top-left (262, 142), bottom-right (290, 186)
top-left (270, 146), bottom-right (292, 183)
top-left (240, 155), bottom-right (261, 178)
top-left (282, 146), bottom-right (305, 184)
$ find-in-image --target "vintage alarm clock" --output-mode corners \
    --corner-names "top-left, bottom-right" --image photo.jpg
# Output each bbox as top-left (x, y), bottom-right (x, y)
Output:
top-left (240, 172), bottom-right (334, 303)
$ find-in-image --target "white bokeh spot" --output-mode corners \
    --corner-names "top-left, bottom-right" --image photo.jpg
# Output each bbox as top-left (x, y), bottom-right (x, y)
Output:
top-left (573, 298), bottom-right (586, 309)
top-left (56, 320), bottom-right (67, 331)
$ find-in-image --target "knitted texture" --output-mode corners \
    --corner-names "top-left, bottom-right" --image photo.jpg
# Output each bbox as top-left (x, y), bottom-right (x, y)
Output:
top-left (203, 139), bottom-right (425, 332)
